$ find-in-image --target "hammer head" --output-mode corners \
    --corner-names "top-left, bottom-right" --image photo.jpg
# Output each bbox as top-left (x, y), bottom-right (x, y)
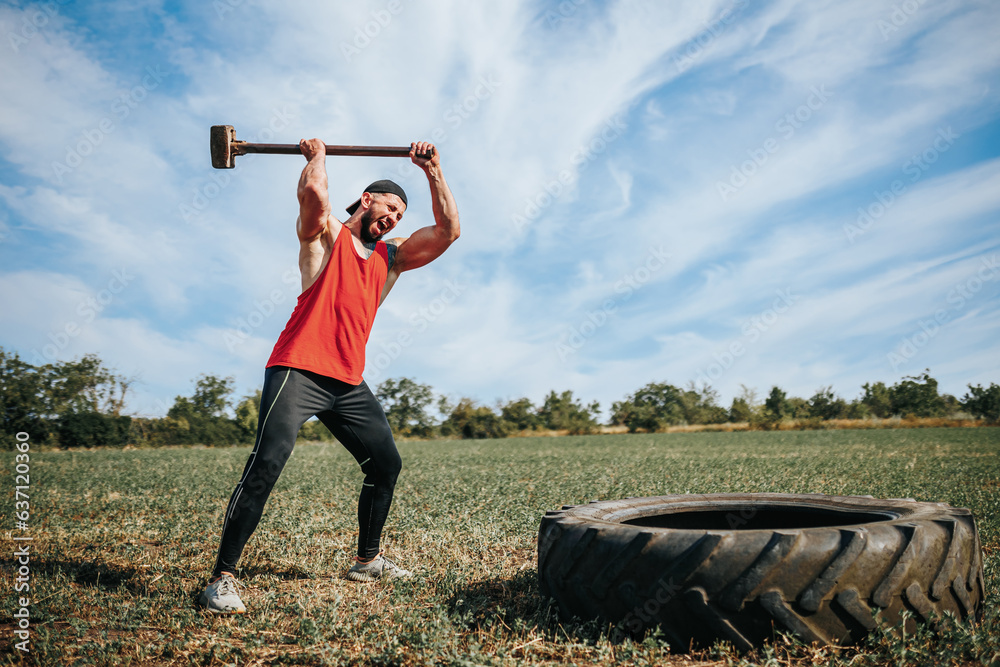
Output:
top-left (210, 125), bottom-right (236, 169)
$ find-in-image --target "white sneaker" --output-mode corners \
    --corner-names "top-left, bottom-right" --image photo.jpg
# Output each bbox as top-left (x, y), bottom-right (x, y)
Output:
top-left (199, 573), bottom-right (246, 613)
top-left (344, 552), bottom-right (412, 582)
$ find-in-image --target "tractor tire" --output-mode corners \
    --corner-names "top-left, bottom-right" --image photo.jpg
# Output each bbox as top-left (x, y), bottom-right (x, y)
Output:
top-left (537, 493), bottom-right (984, 651)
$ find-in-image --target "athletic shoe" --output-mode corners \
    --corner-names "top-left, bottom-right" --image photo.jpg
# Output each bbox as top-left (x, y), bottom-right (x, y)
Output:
top-left (198, 573), bottom-right (246, 613)
top-left (344, 551), bottom-right (412, 582)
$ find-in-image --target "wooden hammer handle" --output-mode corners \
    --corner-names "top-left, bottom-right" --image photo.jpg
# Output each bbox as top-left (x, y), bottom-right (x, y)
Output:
top-left (233, 142), bottom-right (433, 159)
top-left (211, 125), bottom-right (435, 168)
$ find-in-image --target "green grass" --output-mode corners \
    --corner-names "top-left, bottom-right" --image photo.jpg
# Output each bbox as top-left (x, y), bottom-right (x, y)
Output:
top-left (2, 428), bottom-right (999, 665)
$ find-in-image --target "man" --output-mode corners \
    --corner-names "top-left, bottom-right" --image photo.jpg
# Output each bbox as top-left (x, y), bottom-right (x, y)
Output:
top-left (199, 138), bottom-right (459, 613)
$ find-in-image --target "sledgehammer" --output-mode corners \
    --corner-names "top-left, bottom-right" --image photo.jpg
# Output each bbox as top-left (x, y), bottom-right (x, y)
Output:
top-left (210, 125), bottom-right (434, 169)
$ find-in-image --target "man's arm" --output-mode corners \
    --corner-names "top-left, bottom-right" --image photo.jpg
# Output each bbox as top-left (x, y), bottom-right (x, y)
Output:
top-left (391, 141), bottom-right (460, 274)
top-left (296, 138), bottom-right (342, 291)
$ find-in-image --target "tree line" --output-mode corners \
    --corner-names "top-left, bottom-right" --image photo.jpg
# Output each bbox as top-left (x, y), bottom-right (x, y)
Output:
top-left (1, 346), bottom-right (997, 449)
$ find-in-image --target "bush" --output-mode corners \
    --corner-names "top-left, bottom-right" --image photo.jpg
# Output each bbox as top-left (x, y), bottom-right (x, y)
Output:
top-left (680, 384), bottom-right (729, 425)
top-left (763, 386), bottom-right (789, 421)
top-left (889, 371), bottom-right (946, 417)
top-left (500, 397), bottom-right (543, 431)
top-left (234, 390), bottom-right (261, 440)
top-left (962, 383), bottom-right (1000, 423)
top-left (1, 349), bottom-right (52, 445)
top-left (440, 398), bottom-right (512, 439)
top-left (165, 374), bottom-right (247, 445)
top-left (808, 386), bottom-right (847, 420)
top-left (298, 419), bottom-right (333, 441)
top-left (539, 390), bottom-right (600, 434)
top-left (862, 381), bottom-right (892, 418)
top-left (610, 383), bottom-right (685, 432)
top-left (846, 400), bottom-right (871, 420)
top-left (749, 410), bottom-right (781, 431)
top-left (57, 411), bottom-right (131, 448)
top-left (787, 396), bottom-right (812, 419)
top-left (376, 378), bottom-right (436, 437)
top-left (728, 397), bottom-right (754, 423)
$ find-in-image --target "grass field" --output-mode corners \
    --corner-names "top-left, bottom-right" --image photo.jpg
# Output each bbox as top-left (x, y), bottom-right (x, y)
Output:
top-left (2, 427), bottom-right (999, 666)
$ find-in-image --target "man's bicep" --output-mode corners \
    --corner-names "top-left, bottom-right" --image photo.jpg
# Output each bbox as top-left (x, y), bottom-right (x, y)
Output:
top-left (392, 226), bottom-right (454, 272)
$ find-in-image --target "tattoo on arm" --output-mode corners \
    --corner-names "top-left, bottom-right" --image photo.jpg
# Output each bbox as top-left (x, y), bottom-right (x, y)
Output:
top-left (385, 241), bottom-right (398, 272)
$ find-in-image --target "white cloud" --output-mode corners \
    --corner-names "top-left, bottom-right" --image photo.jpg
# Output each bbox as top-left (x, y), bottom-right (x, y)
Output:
top-left (0, 0), bottom-right (998, 418)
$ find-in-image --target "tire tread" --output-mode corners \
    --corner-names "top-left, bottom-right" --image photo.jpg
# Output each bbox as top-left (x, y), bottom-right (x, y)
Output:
top-left (537, 494), bottom-right (984, 652)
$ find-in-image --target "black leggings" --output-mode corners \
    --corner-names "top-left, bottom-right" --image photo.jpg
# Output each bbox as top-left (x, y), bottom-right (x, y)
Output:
top-left (212, 366), bottom-right (401, 577)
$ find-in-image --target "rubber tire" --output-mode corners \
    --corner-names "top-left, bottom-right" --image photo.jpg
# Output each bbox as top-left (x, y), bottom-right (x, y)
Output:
top-left (537, 493), bottom-right (985, 651)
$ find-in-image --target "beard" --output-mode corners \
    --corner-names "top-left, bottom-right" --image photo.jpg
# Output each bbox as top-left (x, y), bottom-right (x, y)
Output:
top-left (358, 208), bottom-right (384, 244)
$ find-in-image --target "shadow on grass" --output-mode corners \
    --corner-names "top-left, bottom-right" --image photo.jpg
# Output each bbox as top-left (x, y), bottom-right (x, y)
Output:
top-left (36, 558), bottom-right (148, 594)
top-left (449, 570), bottom-right (1000, 665)
top-left (447, 569), bottom-right (556, 631)
top-left (447, 569), bottom-right (649, 648)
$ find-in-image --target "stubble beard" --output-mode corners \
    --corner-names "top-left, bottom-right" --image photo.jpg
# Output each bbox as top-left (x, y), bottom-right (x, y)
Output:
top-left (358, 208), bottom-right (383, 244)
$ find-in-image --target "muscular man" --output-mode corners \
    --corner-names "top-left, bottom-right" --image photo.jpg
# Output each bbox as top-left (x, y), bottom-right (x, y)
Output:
top-left (199, 138), bottom-right (459, 613)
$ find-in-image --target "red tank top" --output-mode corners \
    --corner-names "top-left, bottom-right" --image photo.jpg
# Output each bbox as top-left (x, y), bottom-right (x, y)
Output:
top-left (266, 224), bottom-right (389, 384)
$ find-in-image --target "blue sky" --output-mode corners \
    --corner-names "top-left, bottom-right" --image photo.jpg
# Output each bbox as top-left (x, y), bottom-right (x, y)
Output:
top-left (1, 0), bottom-right (998, 418)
